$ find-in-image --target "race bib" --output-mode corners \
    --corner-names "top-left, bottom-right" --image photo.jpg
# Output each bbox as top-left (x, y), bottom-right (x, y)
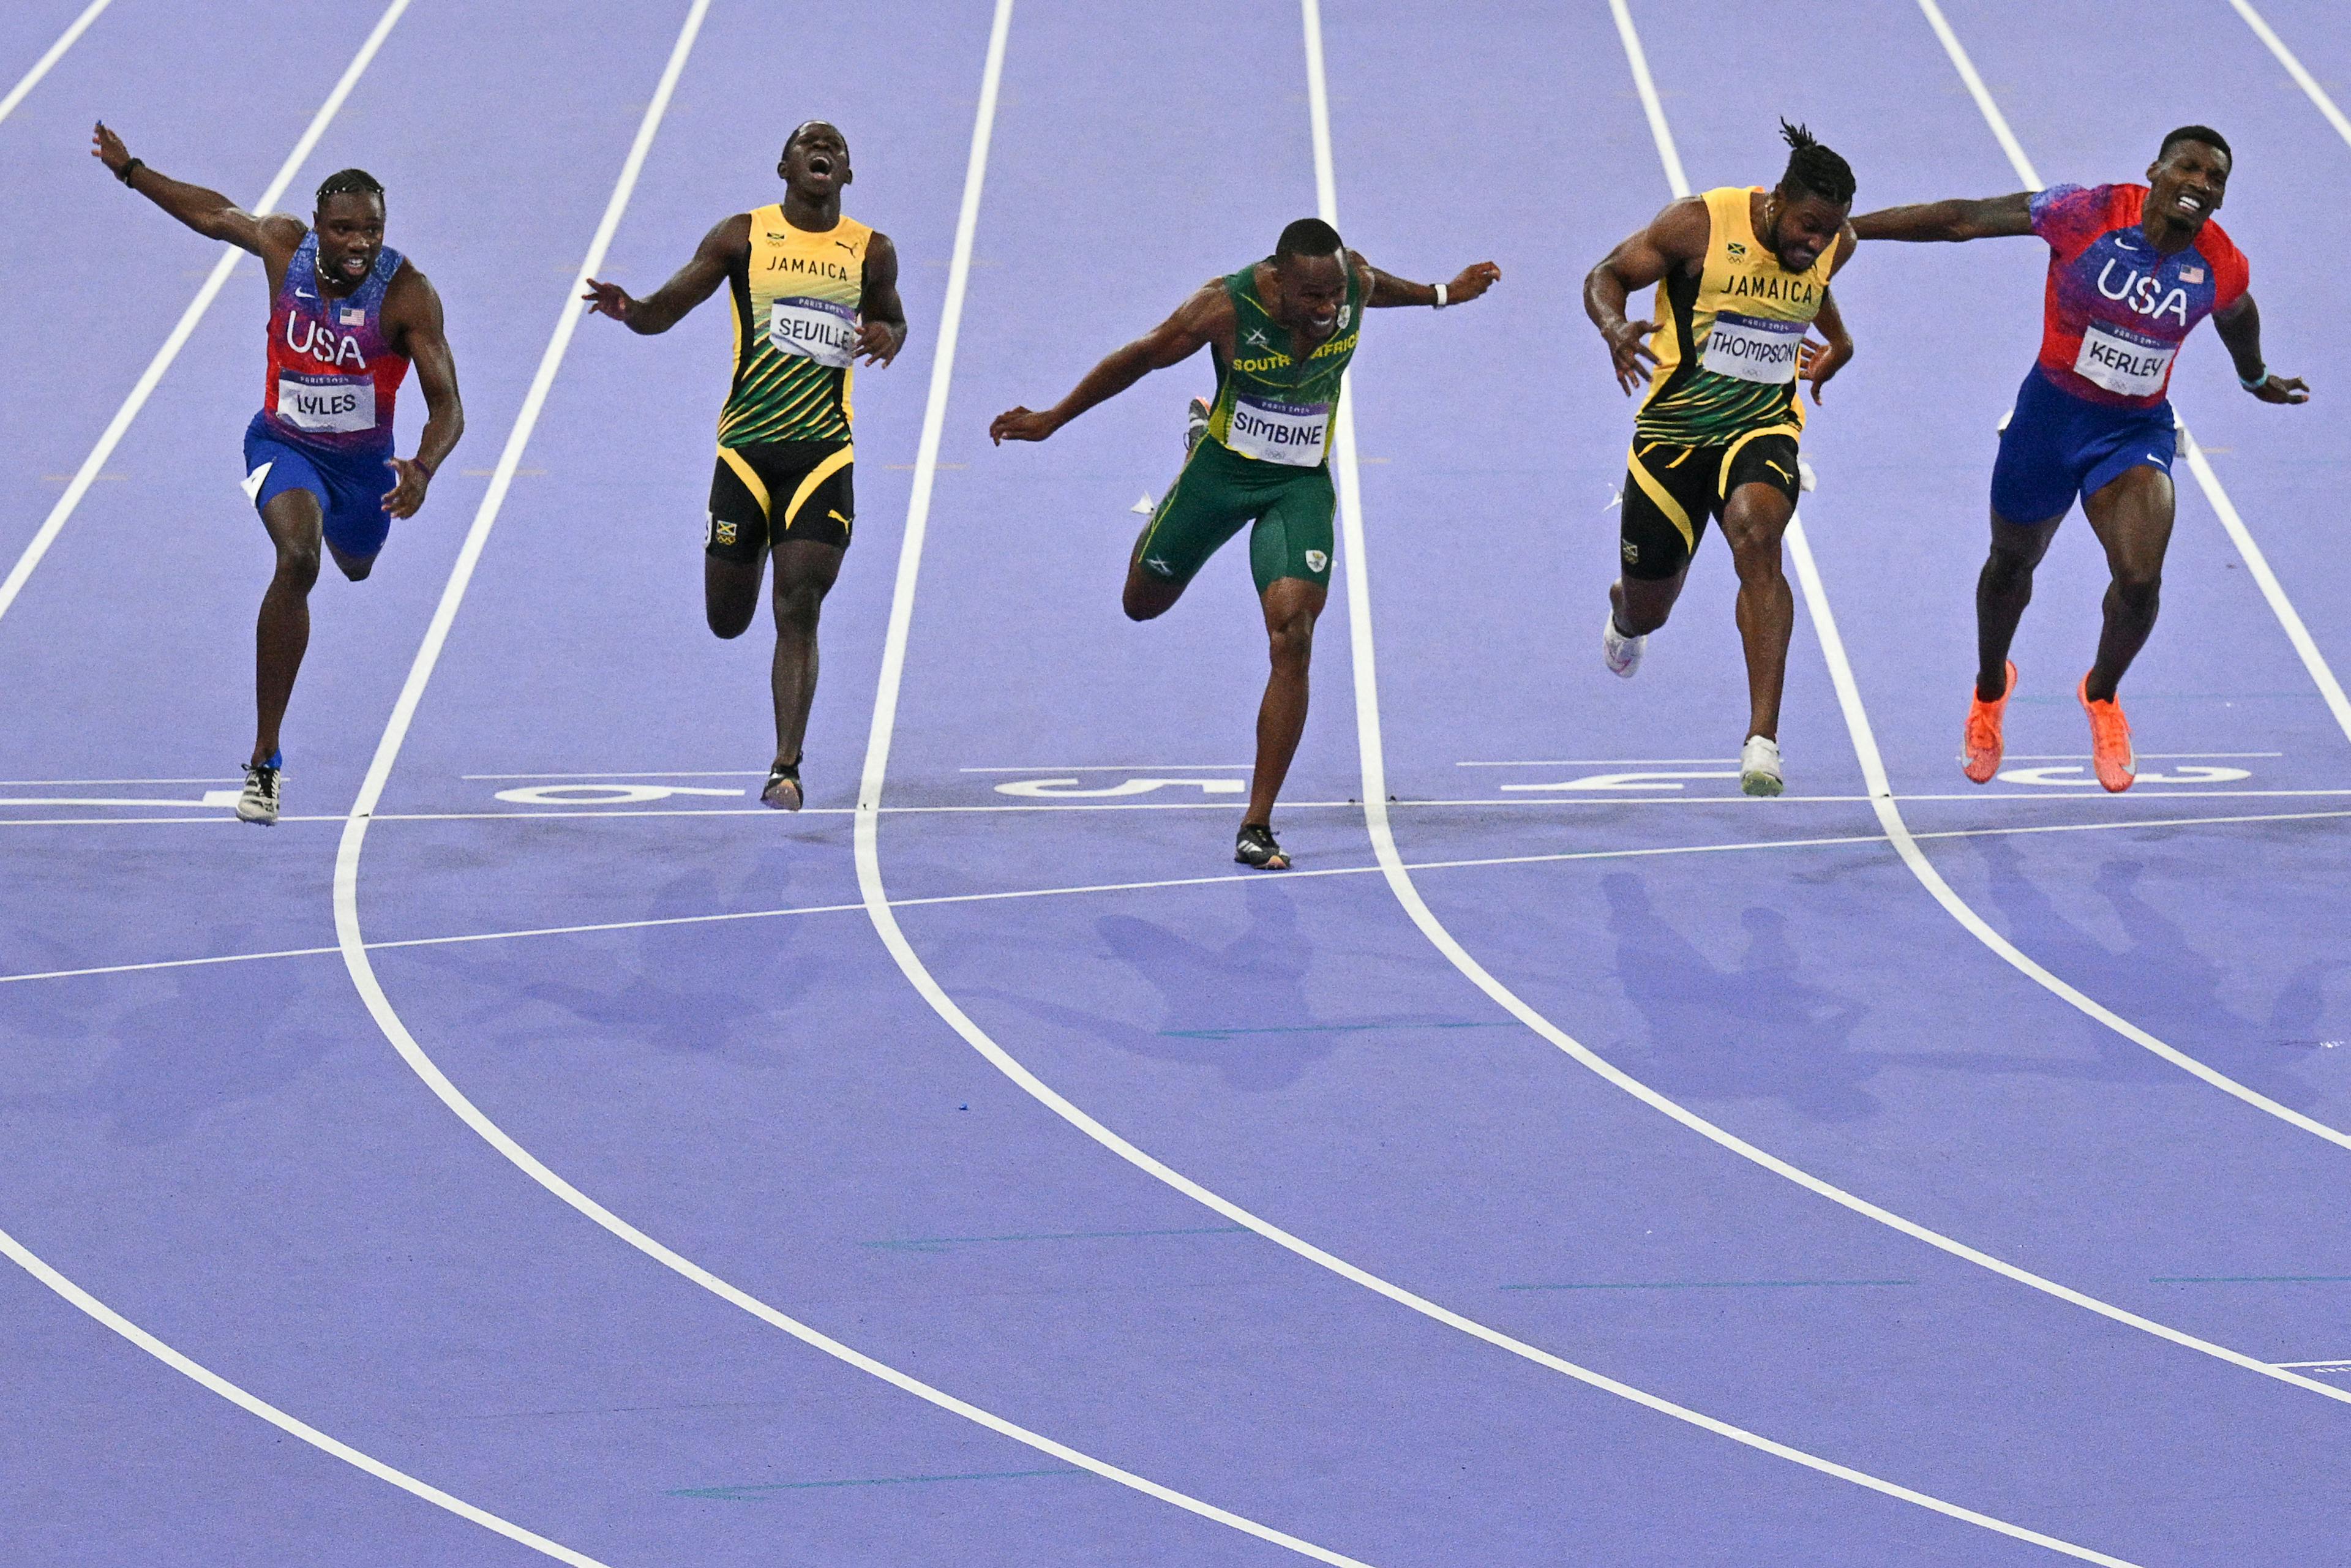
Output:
top-left (275, 373), bottom-right (376, 433)
top-left (2074, 319), bottom-right (2176, 398)
top-left (1223, 396), bottom-right (1330, 466)
top-left (1699, 311), bottom-right (1806, 383)
top-left (769, 296), bottom-right (857, 369)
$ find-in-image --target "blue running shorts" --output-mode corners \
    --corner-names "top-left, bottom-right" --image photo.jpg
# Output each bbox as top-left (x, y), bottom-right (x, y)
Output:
top-left (1989, 366), bottom-right (2177, 525)
top-left (242, 411), bottom-right (397, 560)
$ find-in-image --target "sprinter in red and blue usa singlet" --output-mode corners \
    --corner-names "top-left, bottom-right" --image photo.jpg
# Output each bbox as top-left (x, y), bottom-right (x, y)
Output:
top-left (96, 124), bottom-right (463, 824)
top-left (1851, 126), bottom-right (2306, 793)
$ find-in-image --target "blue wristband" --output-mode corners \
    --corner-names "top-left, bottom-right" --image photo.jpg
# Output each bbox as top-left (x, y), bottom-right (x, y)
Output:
top-left (2240, 365), bottom-right (2268, 391)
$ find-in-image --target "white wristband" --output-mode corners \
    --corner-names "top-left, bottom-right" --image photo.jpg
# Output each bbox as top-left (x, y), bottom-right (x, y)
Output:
top-left (1433, 282), bottom-right (1448, 309)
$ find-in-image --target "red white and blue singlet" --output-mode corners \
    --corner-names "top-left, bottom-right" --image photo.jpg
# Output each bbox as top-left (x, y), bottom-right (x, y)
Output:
top-left (2028, 182), bottom-right (2248, 410)
top-left (261, 230), bottom-right (410, 451)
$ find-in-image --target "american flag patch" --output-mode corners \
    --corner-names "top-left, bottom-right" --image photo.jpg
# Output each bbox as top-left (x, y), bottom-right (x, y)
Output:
top-left (340, 307), bottom-right (364, 324)
top-left (2180, 266), bottom-right (2205, 283)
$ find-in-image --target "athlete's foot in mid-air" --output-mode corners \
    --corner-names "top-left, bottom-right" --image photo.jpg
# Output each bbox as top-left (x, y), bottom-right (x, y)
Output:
top-left (1235, 821), bottom-right (1289, 871)
top-left (1602, 607), bottom-right (1645, 678)
top-left (1739, 734), bottom-right (1783, 797)
top-left (2078, 677), bottom-right (2135, 792)
top-left (1184, 396), bottom-right (1210, 455)
top-left (1963, 659), bottom-right (2019, 784)
top-left (762, 757), bottom-right (803, 811)
top-left (237, 751), bottom-right (283, 826)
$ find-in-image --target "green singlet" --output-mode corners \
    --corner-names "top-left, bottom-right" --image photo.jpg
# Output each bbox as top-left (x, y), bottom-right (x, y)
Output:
top-left (1133, 259), bottom-right (1362, 595)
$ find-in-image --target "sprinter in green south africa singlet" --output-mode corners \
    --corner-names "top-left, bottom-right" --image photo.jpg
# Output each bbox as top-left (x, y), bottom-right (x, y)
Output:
top-left (984, 220), bottom-right (1501, 871)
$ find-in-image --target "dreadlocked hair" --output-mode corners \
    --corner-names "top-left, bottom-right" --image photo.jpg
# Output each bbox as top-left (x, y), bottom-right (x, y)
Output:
top-left (1777, 119), bottom-right (1854, 206)
top-left (315, 168), bottom-right (385, 207)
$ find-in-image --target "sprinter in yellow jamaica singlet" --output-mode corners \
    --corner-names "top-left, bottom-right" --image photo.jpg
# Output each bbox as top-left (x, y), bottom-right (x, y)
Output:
top-left (989, 219), bottom-right (1499, 871)
top-left (584, 121), bottom-right (908, 811)
top-left (1584, 121), bottom-right (1859, 797)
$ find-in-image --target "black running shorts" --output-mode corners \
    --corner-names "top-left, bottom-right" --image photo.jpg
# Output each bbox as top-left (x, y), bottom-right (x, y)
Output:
top-left (1618, 430), bottom-right (1800, 581)
top-left (707, 439), bottom-right (854, 562)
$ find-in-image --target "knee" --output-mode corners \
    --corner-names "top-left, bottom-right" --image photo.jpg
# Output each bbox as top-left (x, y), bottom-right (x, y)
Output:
top-left (708, 603), bottom-right (754, 639)
top-left (274, 542), bottom-right (321, 590)
top-left (1983, 546), bottom-right (2038, 589)
top-left (1267, 615), bottom-right (1314, 668)
top-left (1123, 580), bottom-right (1172, 621)
top-left (337, 555), bottom-right (373, 583)
top-left (1728, 536), bottom-right (1785, 587)
top-left (2111, 565), bottom-right (2162, 610)
top-left (773, 582), bottom-right (825, 633)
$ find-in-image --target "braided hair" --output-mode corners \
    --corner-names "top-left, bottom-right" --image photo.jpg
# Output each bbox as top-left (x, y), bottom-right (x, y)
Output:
top-left (1777, 119), bottom-right (1854, 206)
top-left (315, 168), bottom-right (385, 208)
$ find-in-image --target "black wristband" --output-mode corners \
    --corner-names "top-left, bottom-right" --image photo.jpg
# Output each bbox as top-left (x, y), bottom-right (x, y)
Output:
top-left (116, 157), bottom-right (143, 187)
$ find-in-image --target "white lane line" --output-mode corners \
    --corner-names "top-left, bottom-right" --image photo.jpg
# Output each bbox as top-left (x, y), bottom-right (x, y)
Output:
top-left (2227, 0), bottom-right (2351, 148)
top-left (0, 0), bottom-right (112, 127)
top-left (18, 786), bottom-right (2351, 830)
top-left (2181, 432), bottom-right (2351, 746)
top-left (0, 0), bottom-right (411, 628)
top-left (844, 0), bottom-right (2129, 1556)
top-left (0, 1220), bottom-right (610, 1565)
top-left (956, 764), bottom-right (1253, 772)
top-left (326, 7), bottom-right (1374, 1563)
top-left (0, 776), bottom-right (238, 786)
top-left (1901, 0), bottom-right (2351, 1144)
top-left (19, 803), bottom-right (2351, 991)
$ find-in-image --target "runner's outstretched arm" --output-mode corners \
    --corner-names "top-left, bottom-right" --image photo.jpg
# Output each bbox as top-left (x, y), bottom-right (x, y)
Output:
top-left (1348, 251), bottom-right (1501, 308)
top-left (1848, 192), bottom-right (2032, 242)
top-left (853, 231), bottom-right (907, 366)
top-left (1584, 195), bottom-right (1709, 396)
top-left (2212, 293), bottom-right (2309, 405)
top-left (582, 214), bottom-right (745, 335)
top-left (381, 267), bottom-right (464, 518)
top-left (988, 282), bottom-right (1227, 444)
top-left (91, 121), bottom-right (298, 258)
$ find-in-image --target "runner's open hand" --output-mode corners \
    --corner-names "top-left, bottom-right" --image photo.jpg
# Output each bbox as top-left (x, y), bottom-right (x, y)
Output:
top-left (853, 319), bottom-right (902, 367)
top-left (91, 121), bottom-right (132, 178)
top-left (382, 456), bottom-right (431, 520)
top-left (1801, 335), bottom-right (1852, 404)
top-left (989, 407), bottom-right (1060, 445)
top-left (580, 279), bottom-right (636, 323)
top-left (1446, 261), bottom-right (1501, 305)
top-left (2246, 372), bottom-right (2309, 406)
top-left (1603, 318), bottom-right (1659, 396)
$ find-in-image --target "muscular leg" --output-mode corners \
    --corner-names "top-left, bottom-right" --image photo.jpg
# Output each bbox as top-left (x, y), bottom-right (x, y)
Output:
top-left (706, 551), bottom-right (765, 639)
top-left (1974, 509), bottom-right (2063, 700)
top-left (1122, 533), bottom-right (1186, 621)
top-left (1245, 576), bottom-right (1326, 828)
top-left (1610, 566), bottom-right (1689, 637)
top-left (2079, 464), bottom-right (2176, 702)
top-left (1717, 482), bottom-right (1796, 741)
top-left (767, 537), bottom-right (843, 768)
top-left (252, 489), bottom-right (325, 766)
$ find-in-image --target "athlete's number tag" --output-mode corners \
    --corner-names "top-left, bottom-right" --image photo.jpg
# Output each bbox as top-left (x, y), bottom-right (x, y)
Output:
top-left (275, 373), bottom-right (376, 434)
top-left (1224, 396), bottom-right (1330, 466)
top-left (770, 296), bottom-right (857, 369)
top-left (1700, 312), bottom-right (1807, 383)
top-left (2074, 319), bottom-right (2176, 399)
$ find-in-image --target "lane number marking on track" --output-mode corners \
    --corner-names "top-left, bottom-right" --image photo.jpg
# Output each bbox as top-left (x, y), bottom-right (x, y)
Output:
top-left (1993, 764), bottom-right (2254, 788)
top-left (490, 782), bottom-right (746, 806)
top-left (1499, 770), bottom-right (1741, 793)
top-left (993, 776), bottom-right (1247, 798)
